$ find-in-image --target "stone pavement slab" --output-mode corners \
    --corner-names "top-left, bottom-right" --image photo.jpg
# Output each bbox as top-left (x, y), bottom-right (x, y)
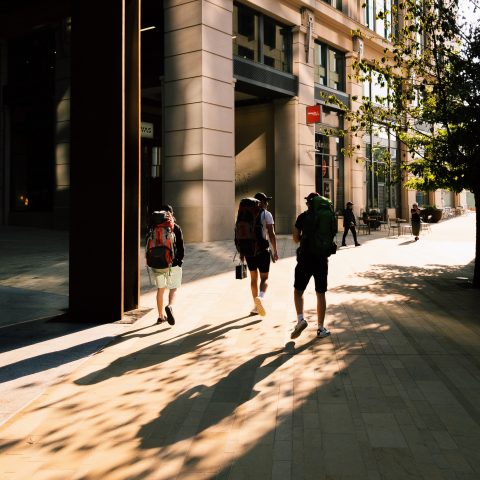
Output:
top-left (0, 213), bottom-right (479, 479)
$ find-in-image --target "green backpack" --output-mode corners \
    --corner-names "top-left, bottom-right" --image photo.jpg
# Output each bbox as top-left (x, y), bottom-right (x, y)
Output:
top-left (300, 196), bottom-right (337, 258)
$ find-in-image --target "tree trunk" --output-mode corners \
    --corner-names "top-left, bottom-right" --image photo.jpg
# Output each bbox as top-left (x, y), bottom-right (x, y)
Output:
top-left (473, 188), bottom-right (480, 289)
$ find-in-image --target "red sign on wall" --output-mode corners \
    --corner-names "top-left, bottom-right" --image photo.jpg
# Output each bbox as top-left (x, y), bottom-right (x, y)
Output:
top-left (306, 105), bottom-right (321, 124)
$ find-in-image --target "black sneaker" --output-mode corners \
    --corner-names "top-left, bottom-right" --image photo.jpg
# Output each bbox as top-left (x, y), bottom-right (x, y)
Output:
top-left (157, 317), bottom-right (165, 325)
top-left (341, 243), bottom-right (347, 247)
top-left (165, 305), bottom-right (175, 325)
top-left (290, 319), bottom-right (308, 339)
top-left (355, 243), bottom-right (361, 246)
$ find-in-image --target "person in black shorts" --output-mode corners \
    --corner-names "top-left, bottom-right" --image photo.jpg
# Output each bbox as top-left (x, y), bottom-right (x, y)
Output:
top-left (241, 192), bottom-right (279, 316)
top-left (290, 192), bottom-right (331, 339)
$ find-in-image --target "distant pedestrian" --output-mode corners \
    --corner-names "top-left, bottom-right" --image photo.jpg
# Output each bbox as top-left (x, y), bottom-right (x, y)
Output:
top-left (241, 192), bottom-right (279, 316)
top-left (341, 201), bottom-right (360, 247)
top-left (411, 203), bottom-right (421, 241)
top-left (149, 204), bottom-right (184, 325)
top-left (290, 192), bottom-right (333, 340)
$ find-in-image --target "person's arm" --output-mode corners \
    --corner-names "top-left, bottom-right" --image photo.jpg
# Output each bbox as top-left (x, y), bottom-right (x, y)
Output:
top-left (266, 223), bottom-right (279, 261)
top-left (293, 226), bottom-right (301, 244)
top-left (174, 224), bottom-right (184, 265)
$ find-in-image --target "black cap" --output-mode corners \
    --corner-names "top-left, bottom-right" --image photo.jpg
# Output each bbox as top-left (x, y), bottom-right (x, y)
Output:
top-left (254, 192), bottom-right (272, 201)
top-left (161, 204), bottom-right (173, 213)
top-left (346, 201), bottom-right (354, 206)
top-left (305, 192), bottom-right (320, 202)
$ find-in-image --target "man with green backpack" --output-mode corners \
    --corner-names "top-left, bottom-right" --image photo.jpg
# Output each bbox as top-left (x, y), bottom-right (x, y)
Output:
top-left (290, 192), bottom-right (337, 340)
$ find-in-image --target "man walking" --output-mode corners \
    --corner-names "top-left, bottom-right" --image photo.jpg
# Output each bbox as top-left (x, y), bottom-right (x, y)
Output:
top-left (341, 201), bottom-right (360, 247)
top-left (241, 192), bottom-right (279, 316)
top-left (290, 192), bottom-right (332, 339)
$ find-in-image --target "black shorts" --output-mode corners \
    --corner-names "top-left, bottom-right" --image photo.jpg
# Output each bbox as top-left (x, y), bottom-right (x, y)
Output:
top-left (245, 250), bottom-right (271, 273)
top-left (294, 255), bottom-right (328, 293)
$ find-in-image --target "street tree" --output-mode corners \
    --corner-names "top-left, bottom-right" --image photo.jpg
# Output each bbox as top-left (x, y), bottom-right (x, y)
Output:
top-left (324, 0), bottom-right (480, 287)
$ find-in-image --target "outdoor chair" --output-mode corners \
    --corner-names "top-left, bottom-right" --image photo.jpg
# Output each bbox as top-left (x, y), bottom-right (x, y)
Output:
top-left (387, 217), bottom-right (401, 237)
top-left (357, 217), bottom-right (371, 235)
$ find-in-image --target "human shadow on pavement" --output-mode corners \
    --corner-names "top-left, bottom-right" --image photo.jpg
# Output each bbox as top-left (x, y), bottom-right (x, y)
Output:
top-left (0, 336), bottom-right (122, 384)
top-left (138, 338), bottom-right (317, 448)
top-left (74, 315), bottom-right (260, 386)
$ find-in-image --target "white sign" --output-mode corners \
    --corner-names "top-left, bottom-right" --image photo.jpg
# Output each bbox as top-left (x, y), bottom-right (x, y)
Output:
top-left (141, 122), bottom-right (154, 138)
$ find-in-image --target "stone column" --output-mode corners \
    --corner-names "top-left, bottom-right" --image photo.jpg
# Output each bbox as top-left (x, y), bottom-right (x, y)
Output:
top-left (292, 8), bottom-right (315, 216)
top-left (163, 0), bottom-right (235, 242)
top-left (70, 0), bottom-right (140, 321)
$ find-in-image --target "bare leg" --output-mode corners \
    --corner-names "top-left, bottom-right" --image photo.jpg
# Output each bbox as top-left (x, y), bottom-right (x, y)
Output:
top-left (168, 288), bottom-right (177, 307)
top-left (259, 272), bottom-right (269, 295)
top-left (250, 270), bottom-right (259, 300)
top-left (316, 292), bottom-right (326, 328)
top-left (156, 288), bottom-right (166, 319)
top-left (294, 289), bottom-right (304, 315)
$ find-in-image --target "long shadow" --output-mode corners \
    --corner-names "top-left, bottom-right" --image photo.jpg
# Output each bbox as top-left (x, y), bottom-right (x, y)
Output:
top-left (0, 337), bottom-right (116, 384)
top-left (0, 316), bottom-right (100, 354)
top-left (0, 321), bottom-right (176, 384)
top-left (75, 315), bottom-right (260, 386)
top-left (138, 338), bottom-right (317, 448)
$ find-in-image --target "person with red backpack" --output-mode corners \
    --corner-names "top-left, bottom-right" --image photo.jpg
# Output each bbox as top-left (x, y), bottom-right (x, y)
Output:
top-left (146, 204), bottom-right (184, 326)
top-left (237, 192), bottom-right (279, 317)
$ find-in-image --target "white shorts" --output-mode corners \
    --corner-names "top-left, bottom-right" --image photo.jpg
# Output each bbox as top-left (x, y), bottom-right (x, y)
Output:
top-left (150, 266), bottom-right (182, 289)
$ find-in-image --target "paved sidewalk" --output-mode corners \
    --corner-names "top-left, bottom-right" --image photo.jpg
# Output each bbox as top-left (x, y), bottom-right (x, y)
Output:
top-left (0, 214), bottom-right (479, 479)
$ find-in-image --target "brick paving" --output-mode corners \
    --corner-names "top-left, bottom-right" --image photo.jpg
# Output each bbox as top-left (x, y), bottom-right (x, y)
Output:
top-left (0, 213), bottom-right (479, 479)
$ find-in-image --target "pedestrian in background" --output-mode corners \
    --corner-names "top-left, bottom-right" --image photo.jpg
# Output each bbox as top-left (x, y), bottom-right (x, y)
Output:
top-left (411, 203), bottom-right (421, 241)
top-left (341, 201), bottom-right (360, 247)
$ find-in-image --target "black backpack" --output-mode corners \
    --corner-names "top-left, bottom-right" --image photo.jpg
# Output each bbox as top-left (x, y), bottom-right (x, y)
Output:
top-left (234, 198), bottom-right (269, 257)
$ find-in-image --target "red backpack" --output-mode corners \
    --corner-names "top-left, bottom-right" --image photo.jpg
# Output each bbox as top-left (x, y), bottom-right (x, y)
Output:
top-left (145, 211), bottom-right (177, 269)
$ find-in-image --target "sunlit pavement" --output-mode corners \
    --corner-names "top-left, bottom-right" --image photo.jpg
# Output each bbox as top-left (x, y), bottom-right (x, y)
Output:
top-left (0, 213), bottom-right (479, 479)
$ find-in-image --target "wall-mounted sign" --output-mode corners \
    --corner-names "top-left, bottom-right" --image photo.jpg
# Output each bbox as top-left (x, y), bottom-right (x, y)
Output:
top-left (306, 105), bottom-right (321, 124)
top-left (141, 121), bottom-right (154, 138)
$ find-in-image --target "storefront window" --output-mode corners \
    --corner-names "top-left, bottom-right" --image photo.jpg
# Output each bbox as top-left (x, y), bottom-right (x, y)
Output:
top-left (315, 107), bottom-right (344, 212)
top-left (365, 125), bottom-right (399, 211)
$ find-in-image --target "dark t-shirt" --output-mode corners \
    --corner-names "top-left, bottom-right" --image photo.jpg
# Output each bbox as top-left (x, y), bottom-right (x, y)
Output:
top-left (411, 210), bottom-right (421, 222)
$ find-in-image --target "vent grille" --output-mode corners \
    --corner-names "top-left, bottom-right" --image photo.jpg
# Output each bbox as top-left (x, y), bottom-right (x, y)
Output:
top-left (234, 56), bottom-right (297, 97)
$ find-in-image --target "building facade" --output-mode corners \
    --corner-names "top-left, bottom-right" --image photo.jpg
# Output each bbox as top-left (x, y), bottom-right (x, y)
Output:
top-left (0, 0), bottom-right (470, 319)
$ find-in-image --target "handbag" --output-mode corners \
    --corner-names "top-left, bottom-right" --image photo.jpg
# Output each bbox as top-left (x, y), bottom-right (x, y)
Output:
top-left (330, 242), bottom-right (338, 255)
top-left (235, 262), bottom-right (248, 279)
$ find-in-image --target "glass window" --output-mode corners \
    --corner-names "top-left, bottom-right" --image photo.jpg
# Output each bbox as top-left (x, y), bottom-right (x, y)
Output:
top-left (363, 0), bottom-right (395, 39)
top-left (314, 42), bottom-right (345, 92)
top-left (365, 128), bottom-right (399, 211)
top-left (233, 2), bottom-right (292, 73)
top-left (363, 70), bottom-right (389, 106)
top-left (321, 0), bottom-right (342, 12)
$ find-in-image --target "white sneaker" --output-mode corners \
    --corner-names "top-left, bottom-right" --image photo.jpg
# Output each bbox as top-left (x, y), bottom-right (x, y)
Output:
top-left (254, 296), bottom-right (266, 316)
top-left (317, 326), bottom-right (330, 338)
top-left (250, 307), bottom-right (258, 315)
top-left (290, 319), bottom-right (308, 339)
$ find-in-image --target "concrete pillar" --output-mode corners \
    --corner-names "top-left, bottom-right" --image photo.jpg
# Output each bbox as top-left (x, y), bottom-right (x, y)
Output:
top-left (163, 0), bottom-right (235, 242)
top-left (274, 98), bottom-right (297, 233)
top-left (292, 9), bottom-right (315, 216)
top-left (70, 0), bottom-right (140, 321)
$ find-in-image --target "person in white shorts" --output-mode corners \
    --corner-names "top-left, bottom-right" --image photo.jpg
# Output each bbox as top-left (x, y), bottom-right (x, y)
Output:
top-left (151, 205), bottom-right (184, 326)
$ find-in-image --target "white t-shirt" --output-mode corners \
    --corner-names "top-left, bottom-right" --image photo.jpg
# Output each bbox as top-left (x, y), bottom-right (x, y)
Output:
top-left (260, 209), bottom-right (274, 240)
